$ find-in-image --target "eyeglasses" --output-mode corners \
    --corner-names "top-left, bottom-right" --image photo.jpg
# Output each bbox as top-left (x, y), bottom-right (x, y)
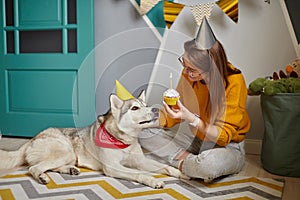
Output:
top-left (178, 56), bottom-right (208, 77)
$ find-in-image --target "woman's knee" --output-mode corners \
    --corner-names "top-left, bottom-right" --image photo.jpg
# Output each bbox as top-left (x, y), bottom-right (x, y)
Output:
top-left (182, 148), bottom-right (244, 180)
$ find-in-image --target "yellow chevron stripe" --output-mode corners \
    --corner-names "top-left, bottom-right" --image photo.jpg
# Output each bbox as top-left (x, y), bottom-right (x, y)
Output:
top-left (46, 176), bottom-right (189, 199)
top-left (202, 177), bottom-right (283, 192)
top-left (1, 173), bottom-right (30, 179)
top-left (1, 169), bottom-right (283, 199)
top-left (153, 174), bottom-right (169, 178)
top-left (1, 168), bottom-right (164, 178)
top-left (228, 197), bottom-right (253, 200)
top-left (77, 167), bottom-right (94, 172)
top-left (1, 170), bottom-right (283, 193)
top-left (0, 189), bottom-right (16, 200)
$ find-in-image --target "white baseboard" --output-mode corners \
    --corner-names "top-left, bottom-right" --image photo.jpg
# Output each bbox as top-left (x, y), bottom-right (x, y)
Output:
top-left (244, 139), bottom-right (262, 155)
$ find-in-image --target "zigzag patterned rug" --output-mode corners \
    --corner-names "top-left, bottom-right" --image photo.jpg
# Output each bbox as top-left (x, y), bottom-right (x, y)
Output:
top-left (0, 168), bottom-right (284, 200)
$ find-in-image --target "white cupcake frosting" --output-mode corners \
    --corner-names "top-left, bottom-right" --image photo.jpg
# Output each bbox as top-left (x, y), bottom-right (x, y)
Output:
top-left (163, 89), bottom-right (179, 97)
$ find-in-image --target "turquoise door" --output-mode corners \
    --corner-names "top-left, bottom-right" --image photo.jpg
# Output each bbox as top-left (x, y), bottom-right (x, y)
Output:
top-left (0, 0), bottom-right (95, 137)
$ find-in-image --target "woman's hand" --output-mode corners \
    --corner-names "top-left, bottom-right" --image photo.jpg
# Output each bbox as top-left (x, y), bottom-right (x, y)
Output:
top-left (163, 100), bottom-right (195, 123)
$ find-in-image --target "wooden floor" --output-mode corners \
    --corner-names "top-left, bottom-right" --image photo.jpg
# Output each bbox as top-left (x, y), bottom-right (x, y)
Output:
top-left (238, 154), bottom-right (300, 200)
top-left (0, 137), bottom-right (300, 200)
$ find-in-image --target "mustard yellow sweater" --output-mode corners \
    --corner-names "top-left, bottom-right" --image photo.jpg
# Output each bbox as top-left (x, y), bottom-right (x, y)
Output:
top-left (160, 66), bottom-right (251, 147)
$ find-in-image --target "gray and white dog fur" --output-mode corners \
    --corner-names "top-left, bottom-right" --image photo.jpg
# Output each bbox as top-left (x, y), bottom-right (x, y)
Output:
top-left (0, 91), bottom-right (188, 188)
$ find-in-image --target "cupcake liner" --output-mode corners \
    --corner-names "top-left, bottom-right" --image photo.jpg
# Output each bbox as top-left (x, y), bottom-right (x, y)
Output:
top-left (164, 96), bottom-right (180, 106)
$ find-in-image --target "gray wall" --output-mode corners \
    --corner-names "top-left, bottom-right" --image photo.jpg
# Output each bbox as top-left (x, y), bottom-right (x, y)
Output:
top-left (94, 0), bottom-right (161, 115)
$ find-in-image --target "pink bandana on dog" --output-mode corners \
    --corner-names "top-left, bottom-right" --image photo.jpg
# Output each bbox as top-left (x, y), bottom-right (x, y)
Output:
top-left (95, 123), bottom-right (130, 149)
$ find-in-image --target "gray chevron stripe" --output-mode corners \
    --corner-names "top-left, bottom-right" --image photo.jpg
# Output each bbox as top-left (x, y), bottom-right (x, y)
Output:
top-left (1, 171), bottom-right (283, 200)
top-left (0, 180), bottom-right (103, 200)
top-left (162, 179), bottom-right (282, 200)
top-left (60, 172), bottom-right (162, 189)
top-left (57, 173), bottom-right (283, 199)
top-left (52, 172), bottom-right (283, 199)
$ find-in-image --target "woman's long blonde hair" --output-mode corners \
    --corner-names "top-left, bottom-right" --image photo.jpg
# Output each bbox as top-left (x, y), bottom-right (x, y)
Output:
top-left (184, 39), bottom-right (241, 124)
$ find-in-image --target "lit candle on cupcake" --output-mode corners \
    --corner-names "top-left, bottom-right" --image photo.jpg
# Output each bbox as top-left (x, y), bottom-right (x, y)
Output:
top-left (163, 73), bottom-right (180, 106)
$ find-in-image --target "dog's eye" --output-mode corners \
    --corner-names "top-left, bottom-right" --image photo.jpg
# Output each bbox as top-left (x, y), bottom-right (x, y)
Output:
top-left (131, 106), bottom-right (140, 111)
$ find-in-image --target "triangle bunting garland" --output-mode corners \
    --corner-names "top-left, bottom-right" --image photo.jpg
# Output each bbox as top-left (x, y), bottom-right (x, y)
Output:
top-left (189, 3), bottom-right (215, 26)
top-left (131, 0), bottom-right (239, 37)
top-left (140, 0), bottom-right (161, 15)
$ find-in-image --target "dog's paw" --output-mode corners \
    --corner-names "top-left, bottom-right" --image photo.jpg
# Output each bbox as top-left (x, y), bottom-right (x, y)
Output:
top-left (69, 167), bottom-right (80, 175)
top-left (143, 176), bottom-right (165, 189)
top-left (151, 179), bottom-right (165, 189)
top-left (165, 166), bottom-right (190, 180)
top-left (38, 173), bottom-right (50, 184)
top-left (165, 166), bottom-right (182, 177)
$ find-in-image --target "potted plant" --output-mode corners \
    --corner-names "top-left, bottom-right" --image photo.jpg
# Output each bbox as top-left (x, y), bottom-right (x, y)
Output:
top-left (248, 71), bottom-right (300, 177)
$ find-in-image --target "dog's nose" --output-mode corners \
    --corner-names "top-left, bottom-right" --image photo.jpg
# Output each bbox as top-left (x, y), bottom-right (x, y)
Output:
top-left (151, 108), bottom-right (159, 113)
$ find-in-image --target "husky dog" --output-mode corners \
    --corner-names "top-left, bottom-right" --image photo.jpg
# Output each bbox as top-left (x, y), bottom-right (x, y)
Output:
top-left (0, 91), bottom-right (188, 188)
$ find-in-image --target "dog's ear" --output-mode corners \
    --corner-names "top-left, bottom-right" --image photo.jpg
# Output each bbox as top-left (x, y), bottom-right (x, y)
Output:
top-left (138, 90), bottom-right (146, 102)
top-left (110, 94), bottom-right (123, 111)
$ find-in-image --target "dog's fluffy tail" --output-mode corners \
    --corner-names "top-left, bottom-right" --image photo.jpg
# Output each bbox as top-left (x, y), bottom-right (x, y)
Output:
top-left (0, 142), bottom-right (29, 169)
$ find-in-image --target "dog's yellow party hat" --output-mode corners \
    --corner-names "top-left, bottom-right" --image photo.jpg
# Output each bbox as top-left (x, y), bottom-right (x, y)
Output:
top-left (115, 80), bottom-right (134, 100)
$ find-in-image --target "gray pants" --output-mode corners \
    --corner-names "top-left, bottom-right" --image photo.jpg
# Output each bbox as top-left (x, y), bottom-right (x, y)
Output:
top-left (139, 126), bottom-right (245, 181)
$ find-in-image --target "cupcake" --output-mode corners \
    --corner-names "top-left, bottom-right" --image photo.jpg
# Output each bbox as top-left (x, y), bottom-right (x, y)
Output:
top-left (163, 89), bottom-right (180, 106)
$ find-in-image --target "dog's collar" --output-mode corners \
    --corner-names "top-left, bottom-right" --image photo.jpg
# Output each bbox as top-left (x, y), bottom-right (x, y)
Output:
top-left (95, 123), bottom-right (130, 149)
